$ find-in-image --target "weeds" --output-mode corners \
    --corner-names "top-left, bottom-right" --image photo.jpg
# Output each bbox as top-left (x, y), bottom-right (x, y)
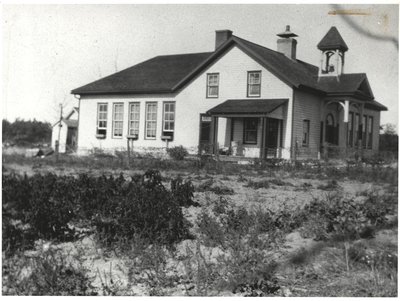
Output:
top-left (2, 248), bottom-right (96, 295)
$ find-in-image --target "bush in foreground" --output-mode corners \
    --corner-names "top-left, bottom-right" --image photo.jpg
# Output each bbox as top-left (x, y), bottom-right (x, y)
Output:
top-left (166, 145), bottom-right (188, 160)
top-left (2, 170), bottom-right (197, 253)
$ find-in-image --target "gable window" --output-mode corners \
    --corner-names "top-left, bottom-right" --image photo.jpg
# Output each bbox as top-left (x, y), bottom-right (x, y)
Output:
top-left (112, 103), bottom-right (124, 138)
top-left (367, 116), bottom-right (373, 149)
top-left (145, 102), bottom-right (157, 139)
top-left (243, 118), bottom-right (258, 144)
top-left (247, 71), bottom-right (261, 97)
top-left (162, 102), bottom-right (175, 140)
top-left (207, 73), bottom-right (219, 98)
top-left (96, 103), bottom-right (108, 138)
top-left (128, 102), bottom-right (140, 137)
top-left (348, 112), bottom-right (354, 147)
top-left (302, 120), bottom-right (310, 147)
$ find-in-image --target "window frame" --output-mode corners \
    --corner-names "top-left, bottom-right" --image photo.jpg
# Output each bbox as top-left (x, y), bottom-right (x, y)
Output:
top-left (162, 101), bottom-right (175, 132)
top-left (247, 71), bottom-right (261, 98)
top-left (145, 102), bottom-right (158, 140)
top-left (96, 103), bottom-right (108, 137)
top-left (243, 117), bottom-right (258, 145)
top-left (206, 73), bottom-right (219, 98)
top-left (128, 102), bottom-right (140, 137)
top-left (302, 119), bottom-right (310, 147)
top-left (112, 103), bottom-right (124, 139)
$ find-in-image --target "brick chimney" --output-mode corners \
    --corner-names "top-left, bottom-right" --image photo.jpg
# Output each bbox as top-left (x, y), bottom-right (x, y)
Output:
top-left (277, 25), bottom-right (298, 59)
top-left (215, 30), bottom-right (233, 50)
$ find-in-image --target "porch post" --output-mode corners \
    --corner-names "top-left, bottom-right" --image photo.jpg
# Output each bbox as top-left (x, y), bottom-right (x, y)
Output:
top-left (210, 116), bottom-right (219, 155)
top-left (320, 101), bottom-right (326, 159)
top-left (343, 100), bottom-right (349, 157)
top-left (358, 104), bottom-right (365, 159)
top-left (209, 116), bottom-right (215, 154)
top-left (260, 117), bottom-right (266, 159)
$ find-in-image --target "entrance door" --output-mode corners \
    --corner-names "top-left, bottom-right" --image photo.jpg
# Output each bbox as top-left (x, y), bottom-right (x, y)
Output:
top-left (265, 118), bottom-right (281, 158)
top-left (325, 114), bottom-right (337, 145)
top-left (199, 114), bottom-right (212, 154)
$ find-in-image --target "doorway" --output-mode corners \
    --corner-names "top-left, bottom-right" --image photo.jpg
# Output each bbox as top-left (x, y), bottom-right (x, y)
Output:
top-left (325, 114), bottom-right (337, 145)
top-left (66, 127), bottom-right (77, 152)
top-left (199, 114), bottom-right (212, 154)
top-left (265, 118), bottom-right (281, 158)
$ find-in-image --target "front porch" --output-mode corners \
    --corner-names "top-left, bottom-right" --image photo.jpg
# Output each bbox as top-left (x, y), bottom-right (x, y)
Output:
top-left (319, 97), bottom-right (384, 160)
top-left (199, 98), bottom-right (288, 159)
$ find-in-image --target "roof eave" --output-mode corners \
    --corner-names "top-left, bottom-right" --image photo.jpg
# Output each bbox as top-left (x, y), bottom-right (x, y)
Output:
top-left (71, 89), bottom-right (174, 96)
top-left (297, 84), bottom-right (326, 96)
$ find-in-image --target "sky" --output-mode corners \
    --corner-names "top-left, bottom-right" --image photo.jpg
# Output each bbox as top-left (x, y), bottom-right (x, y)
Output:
top-left (2, 3), bottom-right (399, 130)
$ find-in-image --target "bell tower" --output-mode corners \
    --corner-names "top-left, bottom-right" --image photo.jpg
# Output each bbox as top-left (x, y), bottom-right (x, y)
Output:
top-left (317, 27), bottom-right (348, 77)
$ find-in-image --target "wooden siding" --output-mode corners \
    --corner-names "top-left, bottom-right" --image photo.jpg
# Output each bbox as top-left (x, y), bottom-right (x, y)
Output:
top-left (292, 89), bottom-right (322, 159)
top-left (77, 45), bottom-right (293, 155)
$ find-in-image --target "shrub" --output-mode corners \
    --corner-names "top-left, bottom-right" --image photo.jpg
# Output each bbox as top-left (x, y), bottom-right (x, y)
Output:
top-left (2, 170), bottom-right (197, 249)
top-left (92, 170), bottom-right (193, 246)
top-left (166, 145), bottom-right (188, 160)
top-left (196, 178), bottom-right (234, 195)
top-left (3, 173), bottom-right (77, 241)
top-left (2, 248), bottom-right (96, 296)
top-left (2, 216), bottom-right (36, 256)
top-left (299, 193), bottom-right (390, 241)
top-left (216, 245), bottom-right (280, 296)
top-left (170, 177), bottom-right (199, 207)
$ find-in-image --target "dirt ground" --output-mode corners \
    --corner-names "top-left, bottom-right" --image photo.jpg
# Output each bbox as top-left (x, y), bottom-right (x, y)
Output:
top-left (2, 161), bottom-right (398, 296)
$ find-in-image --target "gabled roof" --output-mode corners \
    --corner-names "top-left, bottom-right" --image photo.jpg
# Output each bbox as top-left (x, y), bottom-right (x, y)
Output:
top-left (72, 52), bottom-right (213, 95)
top-left (52, 118), bottom-right (79, 128)
top-left (63, 119), bottom-right (79, 128)
top-left (317, 26), bottom-right (348, 52)
top-left (207, 98), bottom-right (288, 115)
top-left (318, 74), bottom-right (369, 95)
top-left (71, 30), bottom-right (386, 110)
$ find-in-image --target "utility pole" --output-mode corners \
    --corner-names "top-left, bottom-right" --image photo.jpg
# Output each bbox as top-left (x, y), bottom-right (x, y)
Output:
top-left (56, 103), bottom-right (63, 161)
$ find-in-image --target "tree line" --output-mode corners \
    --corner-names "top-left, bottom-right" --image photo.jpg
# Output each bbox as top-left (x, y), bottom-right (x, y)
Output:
top-left (2, 119), bottom-right (52, 146)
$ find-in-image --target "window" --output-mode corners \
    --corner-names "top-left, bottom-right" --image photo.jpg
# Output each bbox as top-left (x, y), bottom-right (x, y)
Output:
top-left (348, 112), bottom-right (354, 147)
top-left (163, 102), bottom-right (175, 132)
top-left (247, 71), bottom-right (261, 97)
top-left (128, 102), bottom-right (140, 137)
top-left (302, 120), bottom-right (310, 146)
top-left (96, 103), bottom-right (108, 138)
top-left (355, 113), bottom-right (360, 146)
top-left (363, 115), bottom-right (367, 148)
top-left (206, 73), bottom-right (219, 98)
top-left (368, 116), bottom-right (373, 149)
top-left (243, 118), bottom-right (258, 144)
top-left (145, 102), bottom-right (157, 139)
top-left (112, 103), bottom-right (124, 138)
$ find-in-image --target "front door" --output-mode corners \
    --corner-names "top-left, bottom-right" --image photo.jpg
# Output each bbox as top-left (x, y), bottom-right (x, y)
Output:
top-left (325, 114), bottom-right (338, 145)
top-left (265, 118), bottom-right (281, 158)
top-left (199, 114), bottom-right (212, 154)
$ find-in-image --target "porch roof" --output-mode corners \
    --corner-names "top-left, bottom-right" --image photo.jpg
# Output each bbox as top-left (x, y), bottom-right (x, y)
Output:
top-left (207, 98), bottom-right (288, 115)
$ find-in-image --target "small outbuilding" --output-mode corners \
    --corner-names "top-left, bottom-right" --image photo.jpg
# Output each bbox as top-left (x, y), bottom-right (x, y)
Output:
top-left (51, 107), bottom-right (79, 153)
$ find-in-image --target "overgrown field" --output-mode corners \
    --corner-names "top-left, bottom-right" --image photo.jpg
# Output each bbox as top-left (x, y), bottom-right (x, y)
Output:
top-left (2, 155), bottom-right (398, 296)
